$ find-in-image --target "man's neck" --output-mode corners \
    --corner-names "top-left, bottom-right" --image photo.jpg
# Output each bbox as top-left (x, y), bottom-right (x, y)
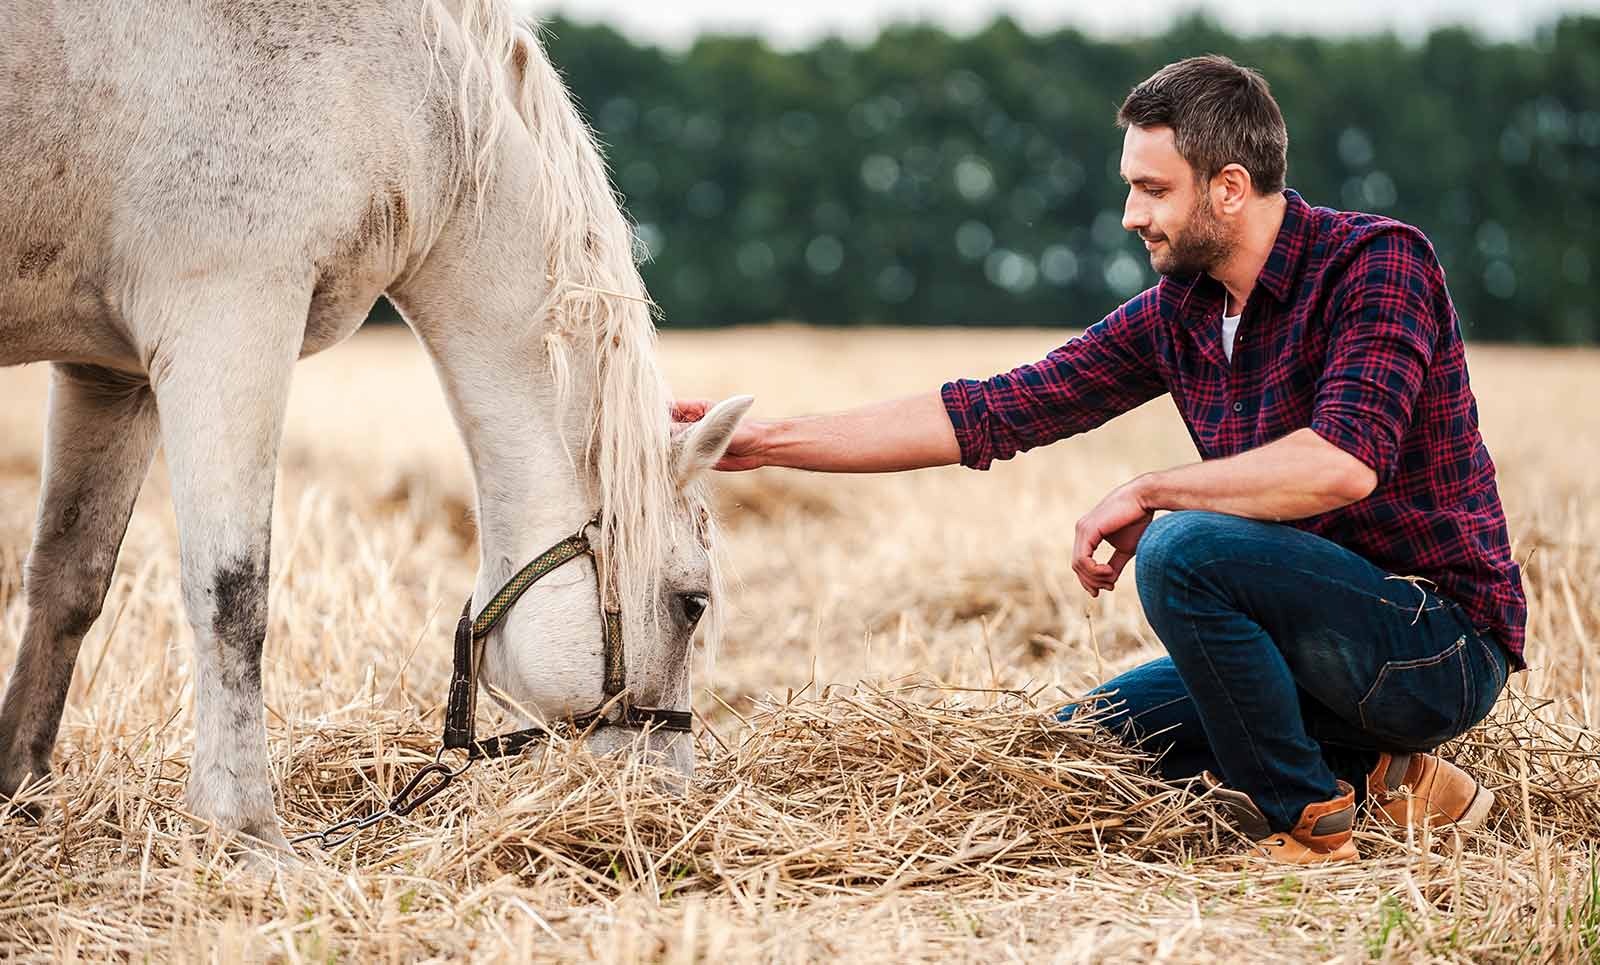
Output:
top-left (1208, 192), bottom-right (1288, 315)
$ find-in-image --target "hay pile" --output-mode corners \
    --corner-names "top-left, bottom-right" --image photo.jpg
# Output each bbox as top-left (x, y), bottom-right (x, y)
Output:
top-left (2, 680), bottom-right (1598, 960)
top-left (266, 682), bottom-right (1600, 902)
top-left (277, 685), bottom-right (1229, 900)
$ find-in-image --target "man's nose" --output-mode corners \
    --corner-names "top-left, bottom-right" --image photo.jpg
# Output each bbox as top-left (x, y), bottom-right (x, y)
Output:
top-left (1122, 194), bottom-right (1147, 233)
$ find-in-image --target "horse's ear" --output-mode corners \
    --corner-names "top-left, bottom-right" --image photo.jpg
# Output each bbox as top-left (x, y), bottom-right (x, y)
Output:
top-left (673, 395), bottom-right (755, 485)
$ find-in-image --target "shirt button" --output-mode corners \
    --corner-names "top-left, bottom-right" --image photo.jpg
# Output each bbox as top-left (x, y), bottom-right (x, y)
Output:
top-left (1232, 402), bottom-right (1244, 413)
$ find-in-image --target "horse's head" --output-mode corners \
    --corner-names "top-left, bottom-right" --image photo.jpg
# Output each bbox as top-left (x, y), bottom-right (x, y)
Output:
top-left (477, 395), bottom-right (753, 778)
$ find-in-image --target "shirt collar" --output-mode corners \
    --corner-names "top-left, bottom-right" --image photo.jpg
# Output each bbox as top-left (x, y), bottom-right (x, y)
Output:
top-left (1255, 189), bottom-right (1312, 303)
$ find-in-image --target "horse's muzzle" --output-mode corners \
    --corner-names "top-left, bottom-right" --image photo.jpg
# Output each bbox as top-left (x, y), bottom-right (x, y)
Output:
top-left (581, 722), bottom-right (696, 784)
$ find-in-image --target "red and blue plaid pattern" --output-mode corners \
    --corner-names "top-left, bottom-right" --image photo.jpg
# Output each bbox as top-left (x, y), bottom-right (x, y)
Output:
top-left (942, 190), bottom-right (1527, 665)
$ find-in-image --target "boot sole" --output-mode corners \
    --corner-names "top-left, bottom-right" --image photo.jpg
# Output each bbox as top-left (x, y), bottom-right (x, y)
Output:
top-left (1454, 785), bottom-right (1495, 831)
top-left (1247, 835), bottom-right (1361, 865)
top-left (1372, 783), bottom-right (1497, 833)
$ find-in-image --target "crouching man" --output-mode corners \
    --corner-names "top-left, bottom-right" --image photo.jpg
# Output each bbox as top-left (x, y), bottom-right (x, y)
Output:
top-left (674, 55), bottom-right (1524, 864)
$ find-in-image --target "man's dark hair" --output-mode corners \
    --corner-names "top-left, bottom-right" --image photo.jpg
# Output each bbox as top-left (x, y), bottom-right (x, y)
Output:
top-left (1117, 55), bottom-right (1288, 195)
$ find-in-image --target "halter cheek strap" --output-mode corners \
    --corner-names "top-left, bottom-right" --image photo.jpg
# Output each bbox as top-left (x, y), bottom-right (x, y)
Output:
top-left (441, 517), bottom-right (690, 761)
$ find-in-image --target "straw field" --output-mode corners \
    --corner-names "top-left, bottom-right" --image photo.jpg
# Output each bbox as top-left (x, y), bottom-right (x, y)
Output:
top-left (1, 325), bottom-right (1597, 962)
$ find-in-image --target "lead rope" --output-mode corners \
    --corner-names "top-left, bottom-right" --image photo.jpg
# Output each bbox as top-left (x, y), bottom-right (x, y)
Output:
top-left (293, 520), bottom-right (640, 851)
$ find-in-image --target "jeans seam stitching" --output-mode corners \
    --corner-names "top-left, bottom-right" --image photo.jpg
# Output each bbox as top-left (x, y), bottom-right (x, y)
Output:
top-left (1476, 636), bottom-right (1507, 694)
top-left (1127, 694), bottom-right (1190, 725)
top-left (1182, 554), bottom-right (1453, 615)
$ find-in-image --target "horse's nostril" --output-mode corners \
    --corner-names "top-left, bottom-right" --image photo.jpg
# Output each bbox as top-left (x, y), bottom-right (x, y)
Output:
top-left (678, 592), bottom-right (709, 626)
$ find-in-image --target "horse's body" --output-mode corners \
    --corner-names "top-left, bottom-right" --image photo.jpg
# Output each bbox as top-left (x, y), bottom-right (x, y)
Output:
top-left (0, 0), bottom-right (747, 853)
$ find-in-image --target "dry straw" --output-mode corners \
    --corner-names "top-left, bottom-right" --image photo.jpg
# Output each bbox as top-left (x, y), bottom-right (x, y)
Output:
top-left (2, 681), bottom-right (1596, 961)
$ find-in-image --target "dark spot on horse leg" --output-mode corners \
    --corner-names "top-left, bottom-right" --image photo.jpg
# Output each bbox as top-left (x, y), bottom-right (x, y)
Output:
top-left (212, 554), bottom-right (268, 691)
top-left (18, 242), bottom-right (63, 279)
top-left (55, 503), bottom-right (80, 539)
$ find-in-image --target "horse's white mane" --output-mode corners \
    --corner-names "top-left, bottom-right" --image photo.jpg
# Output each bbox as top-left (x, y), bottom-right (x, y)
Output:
top-left (435, 0), bottom-right (722, 646)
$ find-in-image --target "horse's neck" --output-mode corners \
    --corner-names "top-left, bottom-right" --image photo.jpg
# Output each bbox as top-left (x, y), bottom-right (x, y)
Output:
top-left (478, 388), bottom-right (594, 584)
top-left (409, 305), bottom-right (599, 587)
top-left (398, 6), bottom-right (672, 606)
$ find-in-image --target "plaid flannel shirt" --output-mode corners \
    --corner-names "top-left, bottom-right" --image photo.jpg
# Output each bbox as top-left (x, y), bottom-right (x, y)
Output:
top-left (941, 190), bottom-right (1527, 665)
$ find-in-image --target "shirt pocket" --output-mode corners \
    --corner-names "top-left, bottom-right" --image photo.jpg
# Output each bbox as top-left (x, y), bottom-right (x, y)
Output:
top-left (1357, 634), bottom-right (1472, 750)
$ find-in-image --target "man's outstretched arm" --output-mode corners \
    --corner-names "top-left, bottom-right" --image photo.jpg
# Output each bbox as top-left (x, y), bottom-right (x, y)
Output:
top-left (672, 393), bottom-right (960, 473)
top-left (675, 290), bottom-right (1168, 475)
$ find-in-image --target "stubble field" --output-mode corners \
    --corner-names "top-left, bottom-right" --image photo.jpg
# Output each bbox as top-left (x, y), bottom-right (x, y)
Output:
top-left (1, 325), bottom-right (1597, 962)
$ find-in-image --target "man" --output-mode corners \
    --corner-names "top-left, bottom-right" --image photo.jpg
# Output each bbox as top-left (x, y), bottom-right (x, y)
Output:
top-left (673, 55), bottom-right (1523, 864)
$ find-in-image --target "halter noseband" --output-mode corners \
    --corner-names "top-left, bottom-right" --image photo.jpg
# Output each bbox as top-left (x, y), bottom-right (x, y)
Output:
top-left (440, 515), bottom-right (692, 761)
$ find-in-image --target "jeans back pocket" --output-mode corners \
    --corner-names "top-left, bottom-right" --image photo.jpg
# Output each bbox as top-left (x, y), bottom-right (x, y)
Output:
top-left (1358, 634), bottom-right (1472, 750)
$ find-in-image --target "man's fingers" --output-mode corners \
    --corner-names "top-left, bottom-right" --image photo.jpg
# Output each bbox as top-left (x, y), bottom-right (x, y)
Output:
top-left (1071, 521), bottom-right (1099, 580)
top-left (715, 454), bottom-right (763, 472)
top-left (670, 399), bottom-right (712, 423)
top-left (1073, 556), bottom-right (1115, 594)
top-left (1074, 516), bottom-right (1126, 597)
top-left (1107, 549), bottom-right (1134, 582)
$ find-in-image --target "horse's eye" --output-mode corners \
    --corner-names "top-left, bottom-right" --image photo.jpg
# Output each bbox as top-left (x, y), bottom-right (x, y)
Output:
top-left (677, 592), bottom-right (709, 627)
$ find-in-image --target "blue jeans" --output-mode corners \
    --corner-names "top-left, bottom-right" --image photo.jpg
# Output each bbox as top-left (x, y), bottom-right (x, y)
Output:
top-left (1061, 511), bottom-right (1510, 833)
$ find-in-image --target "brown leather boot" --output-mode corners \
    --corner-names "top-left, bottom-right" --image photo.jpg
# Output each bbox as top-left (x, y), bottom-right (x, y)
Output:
top-left (1367, 752), bottom-right (1494, 831)
top-left (1201, 772), bottom-right (1360, 865)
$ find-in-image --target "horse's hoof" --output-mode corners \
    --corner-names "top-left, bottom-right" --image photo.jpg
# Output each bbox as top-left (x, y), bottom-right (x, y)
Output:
top-left (0, 771), bottom-right (50, 824)
top-left (228, 826), bottom-right (304, 879)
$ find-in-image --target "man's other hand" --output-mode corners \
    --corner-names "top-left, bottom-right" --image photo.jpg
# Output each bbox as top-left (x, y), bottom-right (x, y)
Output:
top-left (1073, 477), bottom-right (1156, 597)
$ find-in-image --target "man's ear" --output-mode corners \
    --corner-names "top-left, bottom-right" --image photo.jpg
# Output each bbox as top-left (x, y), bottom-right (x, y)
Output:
top-left (1214, 163), bottom-right (1252, 214)
top-left (673, 395), bottom-right (755, 485)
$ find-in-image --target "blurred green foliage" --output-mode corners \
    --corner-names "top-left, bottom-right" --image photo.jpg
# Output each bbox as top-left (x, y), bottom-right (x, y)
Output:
top-left (407, 14), bottom-right (1600, 341)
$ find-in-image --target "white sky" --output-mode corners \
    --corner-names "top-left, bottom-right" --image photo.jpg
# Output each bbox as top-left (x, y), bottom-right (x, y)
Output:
top-left (518, 0), bottom-right (1597, 48)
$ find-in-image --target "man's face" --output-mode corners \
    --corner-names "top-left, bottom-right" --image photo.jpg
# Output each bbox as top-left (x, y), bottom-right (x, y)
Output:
top-left (1119, 125), bottom-right (1234, 277)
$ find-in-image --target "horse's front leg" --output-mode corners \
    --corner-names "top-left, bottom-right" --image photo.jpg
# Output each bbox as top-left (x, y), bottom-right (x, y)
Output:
top-left (151, 301), bottom-right (304, 855)
top-left (0, 365), bottom-right (159, 811)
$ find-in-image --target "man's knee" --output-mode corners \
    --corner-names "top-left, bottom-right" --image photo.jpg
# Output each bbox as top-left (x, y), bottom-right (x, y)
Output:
top-left (1134, 511), bottom-right (1264, 598)
top-left (1057, 658), bottom-right (1193, 741)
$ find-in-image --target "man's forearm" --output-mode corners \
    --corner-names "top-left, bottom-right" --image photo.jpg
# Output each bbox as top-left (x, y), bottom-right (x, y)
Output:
top-left (757, 392), bottom-right (961, 472)
top-left (1134, 428), bottom-right (1378, 521)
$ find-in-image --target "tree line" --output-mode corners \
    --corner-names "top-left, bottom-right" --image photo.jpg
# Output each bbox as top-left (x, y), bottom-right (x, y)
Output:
top-left (385, 14), bottom-right (1600, 342)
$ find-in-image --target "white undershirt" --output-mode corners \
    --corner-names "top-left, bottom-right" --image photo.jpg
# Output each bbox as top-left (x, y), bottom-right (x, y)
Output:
top-left (1222, 310), bottom-right (1243, 362)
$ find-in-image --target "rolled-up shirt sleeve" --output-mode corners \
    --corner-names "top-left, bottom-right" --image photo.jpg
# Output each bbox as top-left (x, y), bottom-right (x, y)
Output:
top-left (940, 287), bottom-right (1167, 470)
top-left (1310, 229), bottom-right (1442, 483)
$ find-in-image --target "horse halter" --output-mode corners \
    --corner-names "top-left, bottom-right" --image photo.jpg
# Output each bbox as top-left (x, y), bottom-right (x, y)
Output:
top-left (291, 514), bottom-right (691, 850)
top-left (441, 514), bottom-right (693, 761)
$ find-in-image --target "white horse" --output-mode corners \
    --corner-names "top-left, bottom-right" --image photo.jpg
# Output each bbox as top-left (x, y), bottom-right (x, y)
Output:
top-left (0, 0), bottom-right (751, 854)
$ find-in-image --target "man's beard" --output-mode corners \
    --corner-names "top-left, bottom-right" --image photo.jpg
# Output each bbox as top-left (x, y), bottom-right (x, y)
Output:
top-left (1145, 194), bottom-right (1233, 277)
